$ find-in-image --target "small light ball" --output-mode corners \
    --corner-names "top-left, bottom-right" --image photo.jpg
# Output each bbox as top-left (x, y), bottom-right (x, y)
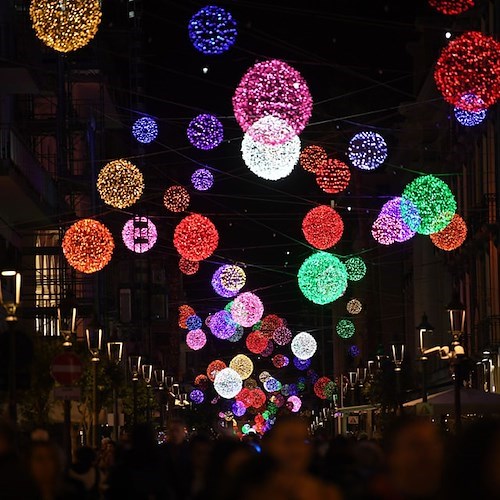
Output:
top-left (194, 374), bottom-right (209, 389)
top-left (246, 331), bottom-right (269, 354)
top-left (454, 94), bottom-right (487, 126)
top-left (211, 267), bottom-right (239, 298)
top-left (219, 265), bottom-right (246, 292)
top-left (232, 400), bottom-right (247, 417)
top-left (206, 360), bottom-right (227, 382)
top-left (191, 168), bottom-right (214, 191)
top-left (209, 310), bottom-right (238, 340)
top-left (260, 315), bottom-right (283, 338)
top-left (214, 368), bottom-right (243, 399)
top-left (300, 145), bottom-right (328, 173)
top-left (261, 340), bottom-right (274, 358)
top-left (264, 377), bottom-right (282, 393)
top-left (378, 197), bottom-right (419, 243)
top-left (348, 132), bottom-right (388, 171)
top-left (122, 216), bottom-right (157, 254)
top-left (293, 356), bottom-right (311, 370)
top-left (273, 326), bottom-right (292, 346)
top-left (430, 214), bottom-right (467, 251)
top-left (174, 214), bottom-right (219, 261)
top-left (336, 319), bottom-right (355, 339)
top-left (189, 389), bottom-right (204, 404)
top-left (178, 305), bottom-right (196, 329)
top-left (229, 354), bottom-right (254, 380)
top-left (315, 159), bottom-right (351, 194)
top-left (164, 185), bottom-right (190, 213)
top-left (346, 298), bottom-right (363, 315)
top-left (179, 258), bottom-right (199, 275)
top-left (272, 354), bottom-right (289, 369)
top-left (250, 389), bottom-right (266, 408)
top-left (187, 114), bottom-right (224, 150)
top-left (259, 371), bottom-right (272, 383)
top-left (428, 0), bottom-right (474, 15)
top-left (227, 325), bottom-right (244, 343)
top-left (314, 377), bottom-right (336, 400)
top-left (349, 345), bottom-right (361, 357)
top-left (231, 292), bottom-right (264, 328)
top-left (287, 395), bottom-right (302, 413)
top-left (302, 205), bottom-right (344, 250)
top-left (186, 315), bottom-right (203, 330)
top-left (291, 332), bottom-right (317, 360)
top-left (132, 117), bottom-right (158, 144)
top-left (344, 257), bottom-right (367, 281)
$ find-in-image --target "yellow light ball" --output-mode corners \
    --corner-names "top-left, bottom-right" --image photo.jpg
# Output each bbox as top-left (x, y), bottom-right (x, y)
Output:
top-left (229, 354), bottom-right (254, 380)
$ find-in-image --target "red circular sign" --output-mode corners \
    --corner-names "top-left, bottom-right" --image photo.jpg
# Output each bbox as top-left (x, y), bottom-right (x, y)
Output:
top-left (50, 352), bottom-right (83, 386)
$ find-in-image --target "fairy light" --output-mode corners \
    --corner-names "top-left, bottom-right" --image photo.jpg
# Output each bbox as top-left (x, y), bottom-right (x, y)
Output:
top-left (219, 265), bottom-right (246, 292)
top-left (349, 345), bottom-right (361, 357)
top-left (174, 214), bottom-right (219, 261)
top-left (315, 159), bottom-right (351, 194)
top-left (428, 0), bottom-right (474, 15)
top-left (302, 205), bottom-right (344, 250)
top-left (273, 326), bottom-right (292, 346)
top-left (189, 390), bottom-right (204, 404)
top-left (62, 219), bottom-right (114, 274)
top-left (379, 197), bottom-right (419, 242)
top-left (348, 131), bottom-right (388, 171)
top-left (186, 328), bottom-right (207, 351)
top-left (246, 331), bottom-right (268, 354)
top-left (132, 117), bottom-right (158, 144)
top-left (300, 145), bottom-right (328, 173)
top-left (194, 374), bottom-right (209, 389)
top-left (291, 331), bottom-right (317, 360)
top-left (187, 114), bottom-right (224, 150)
top-left (232, 400), bottom-right (247, 417)
top-left (430, 213), bottom-right (467, 251)
top-left (261, 340), bottom-right (274, 357)
top-left (191, 168), bottom-right (214, 191)
top-left (272, 354), bottom-right (289, 369)
top-left (287, 395), bottom-right (302, 413)
top-left (250, 389), bottom-right (266, 408)
top-left (346, 298), bottom-right (362, 315)
top-left (227, 325), bottom-right (244, 343)
top-left (206, 360), bottom-right (227, 382)
top-left (336, 319), bottom-right (355, 339)
top-left (30, 0), bottom-right (101, 53)
top-left (245, 115), bottom-right (296, 146)
top-left (298, 252), bottom-right (348, 305)
top-left (163, 185), bottom-right (190, 213)
top-left (122, 216), bottom-right (157, 254)
top-left (293, 357), bottom-right (311, 370)
top-left (214, 368), bottom-right (243, 399)
top-left (229, 354), bottom-right (254, 380)
top-left (179, 258), bottom-right (199, 275)
top-left (209, 310), bottom-right (238, 340)
top-left (97, 159), bottom-right (144, 209)
top-left (230, 292), bottom-right (264, 328)
top-left (454, 94), bottom-right (487, 126)
top-left (264, 377), bottom-right (282, 393)
top-left (211, 267), bottom-right (238, 298)
top-left (344, 257), bottom-right (366, 282)
top-left (314, 377), bottom-right (335, 400)
top-left (259, 371), bottom-right (271, 383)
top-left (260, 314), bottom-right (283, 338)
top-left (186, 315), bottom-right (202, 330)
top-left (179, 304), bottom-right (196, 329)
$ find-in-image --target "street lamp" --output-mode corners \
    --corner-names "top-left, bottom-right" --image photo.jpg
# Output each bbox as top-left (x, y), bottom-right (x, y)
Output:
top-left (58, 292), bottom-right (77, 348)
top-left (417, 314), bottom-right (434, 403)
top-left (391, 343), bottom-right (405, 412)
top-left (107, 342), bottom-right (123, 442)
top-left (86, 326), bottom-right (102, 447)
top-left (142, 363), bottom-right (153, 423)
top-left (128, 355), bottom-right (142, 426)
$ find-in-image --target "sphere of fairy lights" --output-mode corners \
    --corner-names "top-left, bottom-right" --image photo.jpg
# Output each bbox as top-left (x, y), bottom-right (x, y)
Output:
top-left (428, 0), bottom-right (474, 15)
top-left (315, 159), bottom-right (351, 194)
top-left (250, 389), bottom-right (267, 408)
top-left (314, 377), bottom-right (334, 400)
top-left (454, 94), bottom-right (487, 127)
top-left (372, 214), bottom-right (408, 246)
top-left (336, 319), bottom-right (355, 339)
top-left (233, 59), bottom-right (313, 135)
top-left (348, 132), bottom-right (388, 171)
top-left (178, 305), bottom-right (196, 329)
top-left (179, 258), bottom-right (199, 275)
top-left (211, 267), bottom-right (239, 298)
top-left (62, 219), bottom-right (114, 274)
top-left (214, 368), bottom-right (243, 399)
top-left (97, 159), bottom-right (144, 209)
top-left (344, 257), bottom-right (367, 282)
top-left (232, 400), bottom-right (247, 417)
top-left (209, 310), bottom-right (238, 340)
top-left (273, 326), bottom-right (292, 346)
top-left (307, 369), bottom-right (319, 384)
top-left (293, 356), bottom-right (311, 371)
top-left (206, 360), bottom-right (227, 382)
top-left (174, 214), bottom-right (219, 261)
top-left (260, 315), bottom-right (283, 338)
top-left (229, 354), bottom-right (254, 380)
top-left (272, 354), bottom-right (289, 369)
top-left (271, 394), bottom-right (285, 408)
top-left (287, 395), bottom-right (302, 413)
top-left (244, 378), bottom-right (258, 390)
top-left (298, 252), bottom-right (348, 305)
top-left (163, 185), bottom-right (190, 213)
top-left (300, 145), bottom-right (328, 174)
top-left (30, 0), bottom-right (101, 53)
top-left (401, 175), bottom-right (456, 235)
top-left (264, 377), bottom-right (282, 393)
top-left (219, 265), bottom-right (246, 292)
top-left (259, 371), bottom-right (272, 383)
top-left (245, 115), bottom-right (297, 147)
top-left (194, 374), bottom-right (209, 390)
top-left (186, 315), bottom-right (202, 331)
top-left (188, 5), bottom-right (237, 55)
top-left (241, 125), bottom-right (301, 181)
top-left (236, 388), bottom-right (253, 408)
top-left (246, 331), bottom-right (269, 354)
top-left (132, 117), bottom-right (158, 144)
top-left (346, 298), bottom-right (363, 315)
top-left (230, 292), bottom-right (264, 328)
top-left (349, 345), bottom-right (361, 357)
top-left (122, 216), bottom-right (157, 254)
top-left (261, 340), bottom-right (274, 357)
top-left (191, 168), bottom-right (214, 191)
top-left (291, 332), bottom-right (317, 360)
top-left (187, 114), bottom-right (224, 150)
top-left (378, 197), bottom-right (419, 243)
top-left (434, 31), bottom-right (500, 111)
top-left (430, 214), bottom-right (467, 251)
top-left (227, 325), bottom-right (244, 343)
top-left (302, 205), bottom-right (344, 250)
top-left (189, 389), bottom-right (204, 404)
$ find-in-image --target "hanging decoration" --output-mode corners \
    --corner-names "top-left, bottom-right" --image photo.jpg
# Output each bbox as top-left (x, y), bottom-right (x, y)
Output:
top-left (163, 185), bottom-right (190, 213)
top-left (315, 159), bottom-right (351, 194)
top-left (191, 168), bottom-right (214, 191)
top-left (430, 214), bottom-right (467, 251)
top-left (62, 219), bottom-right (114, 274)
top-left (299, 145), bottom-right (328, 173)
top-left (229, 354), bottom-right (254, 380)
top-left (132, 117), bottom-right (158, 144)
top-left (272, 354), bottom-right (289, 369)
top-left (344, 257), bottom-right (367, 282)
top-left (378, 197), bottom-right (419, 242)
top-left (219, 265), bottom-right (246, 292)
top-left (349, 345), bottom-right (361, 357)
top-left (336, 319), bottom-right (356, 339)
top-left (211, 267), bottom-right (239, 298)
top-left (287, 395), bottom-right (302, 413)
top-left (273, 326), bottom-right (292, 346)
top-left (428, 0), bottom-right (474, 15)
top-left (214, 368), bottom-right (243, 399)
top-left (232, 400), bottom-right (247, 417)
top-left (314, 377), bottom-right (335, 400)
top-left (186, 329), bottom-right (207, 351)
top-left (178, 305), bottom-right (196, 329)
top-left (346, 298), bottom-right (362, 315)
top-left (122, 216), bottom-right (157, 254)
top-left (230, 292), bottom-right (264, 327)
top-left (261, 340), bottom-right (274, 357)
top-left (194, 374), bottom-right (209, 390)
top-left (179, 258), bottom-right (199, 276)
top-left (293, 357), bottom-right (311, 370)
top-left (209, 310), bottom-right (238, 340)
top-left (189, 390), bottom-right (204, 404)
top-left (187, 114), bottom-right (224, 150)
top-left (227, 325), bottom-right (244, 343)
top-left (348, 131), bottom-right (388, 171)
top-left (174, 214), bottom-right (219, 261)
top-left (245, 115), bottom-right (296, 146)
top-left (302, 205), bottom-right (344, 250)
top-left (454, 94), bottom-right (487, 127)
top-left (263, 377), bottom-right (282, 393)
top-left (291, 331), bottom-right (317, 360)
top-left (206, 360), bottom-right (227, 382)
top-left (245, 331), bottom-right (268, 354)
top-left (260, 314), bottom-right (283, 338)
top-left (186, 315), bottom-right (202, 330)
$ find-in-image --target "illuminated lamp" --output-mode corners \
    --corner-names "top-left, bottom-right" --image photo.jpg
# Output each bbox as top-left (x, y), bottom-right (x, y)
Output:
top-left (191, 168), bottom-right (214, 191)
top-left (298, 252), bottom-right (348, 305)
top-left (178, 305), bottom-right (195, 329)
top-left (287, 395), bottom-right (302, 413)
top-left (372, 215), bottom-right (398, 245)
top-left (132, 117), bottom-right (158, 144)
top-left (346, 298), bottom-right (362, 315)
top-left (229, 354), bottom-right (254, 380)
top-left (230, 292), bottom-right (264, 328)
top-left (241, 424), bottom-right (251, 434)
top-left (291, 331), bottom-right (317, 360)
top-left (336, 319), bottom-right (355, 339)
top-left (179, 258), bottom-right (199, 275)
top-left (434, 31), bottom-right (500, 111)
top-left (186, 329), bottom-right (206, 351)
top-left (428, 0), bottom-right (474, 15)
top-left (344, 256), bottom-right (367, 281)
top-left (227, 325), bottom-right (244, 343)
top-left (174, 214), bottom-right (219, 261)
top-left (122, 216), bottom-right (157, 254)
top-left (315, 158), bottom-right (351, 194)
top-left (261, 340), bottom-right (274, 357)
top-left (348, 131), bottom-right (388, 171)
top-left (211, 267), bottom-right (238, 298)
top-left (232, 400), bottom-right (247, 417)
top-left (97, 159), bottom-right (144, 209)
top-left (187, 114), bottom-right (224, 150)
top-left (163, 185), bottom-right (190, 213)
top-left (206, 360), bottom-right (227, 382)
top-left (219, 265), bottom-right (246, 292)
top-left (194, 374), bottom-right (209, 389)
top-left (214, 368), bottom-right (243, 399)
top-left (430, 213), bottom-right (467, 251)
top-left (264, 377), bottom-right (281, 393)
top-left (302, 205), bottom-right (344, 250)
top-left (246, 331), bottom-right (268, 354)
top-left (250, 389), bottom-right (266, 408)
top-left (273, 326), bottom-right (292, 346)
top-left (261, 314), bottom-right (283, 338)
top-left (272, 354), bottom-right (289, 368)
top-left (30, 0), bottom-right (101, 53)
top-left (186, 315), bottom-right (202, 330)
top-left (349, 345), bottom-right (361, 357)
top-left (62, 219), bottom-right (114, 274)
top-left (300, 145), bottom-right (328, 173)
top-left (293, 356), bottom-right (311, 370)
top-left (454, 94), bottom-right (487, 127)
top-left (189, 389), bottom-right (204, 404)
top-left (379, 197), bottom-right (419, 242)
top-left (209, 310), bottom-right (237, 340)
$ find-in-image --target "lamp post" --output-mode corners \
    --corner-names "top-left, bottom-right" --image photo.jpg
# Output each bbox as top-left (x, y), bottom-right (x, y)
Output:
top-left (154, 368), bottom-right (165, 427)
top-left (129, 355), bottom-right (142, 427)
top-left (391, 343), bottom-right (405, 412)
top-left (107, 342), bottom-right (123, 442)
top-left (86, 326), bottom-right (102, 448)
top-left (0, 270), bottom-right (22, 422)
top-left (417, 314), bottom-right (434, 403)
top-left (142, 363), bottom-right (153, 424)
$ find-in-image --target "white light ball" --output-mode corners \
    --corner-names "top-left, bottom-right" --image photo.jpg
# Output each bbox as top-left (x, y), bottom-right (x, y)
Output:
top-left (214, 367), bottom-right (243, 399)
top-left (291, 331), bottom-right (317, 360)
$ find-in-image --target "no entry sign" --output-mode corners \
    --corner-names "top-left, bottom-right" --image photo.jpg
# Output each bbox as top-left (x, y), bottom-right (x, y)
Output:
top-left (50, 352), bottom-right (83, 386)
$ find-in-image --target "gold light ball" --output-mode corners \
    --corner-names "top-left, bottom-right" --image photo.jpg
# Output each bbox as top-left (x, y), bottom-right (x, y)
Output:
top-left (30, 0), bottom-right (102, 53)
top-left (97, 159), bottom-right (144, 209)
top-left (229, 354), bottom-right (254, 380)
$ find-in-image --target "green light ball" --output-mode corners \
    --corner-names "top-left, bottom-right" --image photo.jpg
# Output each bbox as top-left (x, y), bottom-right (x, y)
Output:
top-left (345, 257), bottom-right (366, 281)
top-left (336, 319), bottom-right (355, 339)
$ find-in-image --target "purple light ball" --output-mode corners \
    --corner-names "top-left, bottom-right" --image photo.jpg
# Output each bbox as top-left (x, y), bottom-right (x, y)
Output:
top-left (187, 114), bottom-right (223, 150)
top-left (232, 400), bottom-right (247, 417)
top-left (293, 357), bottom-right (311, 371)
top-left (209, 310), bottom-right (238, 340)
top-left (190, 389), bottom-right (204, 404)
top-left (212, 267), bottom-right (239, 298)
top-left (122, 216), bottom-right (157, 253)
top-left (191, 168), bottom-right (214, 191)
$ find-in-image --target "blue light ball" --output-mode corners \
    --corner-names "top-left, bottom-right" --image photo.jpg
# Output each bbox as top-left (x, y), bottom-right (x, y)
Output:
top-left (186, 314), bottom-right (202, 330)
top-left (348, 131), bottom-right (387, 171)
top-left (190, 389), bottom-right (204, 404)
top-left (454, 106), bottom-right (487, 127)
top-left (132, 117), bottom-right (158, 144)
top-left (293, 357), bottom-right (311, 371)
top-left (191, 168), bottom-right (214, 191)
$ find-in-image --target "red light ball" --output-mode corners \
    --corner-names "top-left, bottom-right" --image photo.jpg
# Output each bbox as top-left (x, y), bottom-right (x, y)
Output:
top-left (250, 388), bottom-right (267, 408)
top-left (428, 0), bottom-right (474, 15)
top-left (174, 213), bottom-right (219, 261)
top-left (178, 304), bottom-right (195, 329)
top-left (300, 145), bottom-right (328, 173)
top-left (315, 159), bottom-right (351, 194)
top-left (179, 257), bottom-right (199, 275)
top-left (260, 314), bottom-right (283, 338)
top-left (302, 205), bottom-right (344, 250)
top-left (246, 331), bottom-right (269, 354)
top-left (430, 214), bottom-right (467, 251)
top-left (206, 360), bottom-right (227, 382)
top-left (194, 374), bottom-right (209, 390)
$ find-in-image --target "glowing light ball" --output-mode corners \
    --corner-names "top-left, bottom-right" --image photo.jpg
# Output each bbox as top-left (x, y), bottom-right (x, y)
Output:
top-left (233, 59), bottom-right (313, 135)
top-left (261, 340), bottom-right (274, 357)
top-left (122, 216), bottom-right (157, 254)
top-left (336, 319), bottom-right (355, 339)
top-left (302, 205), bottom-right (344, 250)
top-left (236, 388), bottom-right (253, 408)
top-left (401, 175), bottom-right (456, 234)
top-left (273, 326), bottom-right (292, 346)
top-left (62, 219), bottom-right (114, 274)
top-left (300, 145), bottom-right (328, 174)
top-left (245, 115), bottom-right (297, 146)
top-left (434, 32), bottom-right (500, 111)
top-left (371, 215), bottom-right (403, 245)
top-left (232, 400), bottom-right (247, 417)
top-left (97, 160), bottom-right (144, 209)
top-left (315, 159), bottom-right (351, 194)
top-left (314, 377), bottom-right (335, 400)
top-left (246, 331), bottom-right (268, 354)
top-left (259, 371), bottom-right (271, 383)
top-left (187, 114), bottom-right (224, 150)
top-left (30, 0), bottom-right (101, 53)
top-left (211, 267), bottom-right (238, 298)
top-left (191, 168), bottom-right (214, 191)
top-left (214, 368), bottom-right (243, 399)
top-left (209, 310), bottom-right (237, 340)
top-left (241, 127), bottom-right (300, 181)
top-left (206, 360), bottom-right (226, 382)
top-left (250, 389), bottom-right (267, 408)
top-left (241, 424), bottom-right (251, 434)
top-left (272, 354), bottom-right (289, 369)
top-left (298, 252), bottom-right (348, 305)
top-left (186, 315), bottom-right (202, 330)
top-left (260, 315), bottom-right (282, 338)
top-left (244, 378), bottom-right (258, 390)
top-left (379, 197), bottom-right (419, 242)
top-left (428, 0), bottom-right (474, 15)
top-left (188, 5), bottom-right (237, 55)
top-left (190, 389), bottom-right (204, 404)
top-left (229, 354), bottom-right (254, 380)
top-left (344, 257), bottom-right (367, 282)
top-left (227, 325), bottom-right (244, 343)
top-left (264, 377), bottom-right (282, 393)
top-left (349, 345), bottom-right (361, 357)
top-left (178, 305), bottom-right (196, 329)
top-left (291, 332), bottom-right (317, 360)
top-left (348, 132), bottom-right (388, 171)
top-left (430, 214), bottom-right (467, 251)
top-left (293, 357), bottom-right (311, 370)
top-left (231, 292), bottom-right (264, 328)
top-left (179, 258), bottom-right (199, 276)
top-left (174, 214), bottom-right (219, 261)
top-left (163, 185), bottom-right (190, 213)
top-left (194, 374), bottom-right (209, 389)
top-left (454, 94), bottom-right (487, 126)
top-left (346, 298), bottom-right (362, 315)
top-left (287, 395), bottom-right (302, 413)
top-left (132, 117), bottom-right (158, 144)
top-left (219, 265), bottom-right (246, 292)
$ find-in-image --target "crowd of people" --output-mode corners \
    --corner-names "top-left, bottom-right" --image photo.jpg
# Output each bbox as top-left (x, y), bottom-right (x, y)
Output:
top-left (1, 414), bottom-right (500, 499)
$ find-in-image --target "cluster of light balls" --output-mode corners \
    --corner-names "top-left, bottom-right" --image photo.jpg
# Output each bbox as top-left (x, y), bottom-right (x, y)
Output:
top-left (187, 114), bottom-right (224, 150)
top-left (428, 0), bottom-right (474, 15)
top-left (132, 117), bottom-right (158, 144)
top-left (347, 132), bottom-right (388, 171)
top-left (97, 160), bottom-right (144, 209)
top-left (122, 216), bottom-right (157, 254)
top-left (191, 168), bottom-right (214, 191)
top-left (174, 214), bottom-right (219, 261)
top-left (164, 185), bottom-right (190, 213)
top-left (454, 94), bottom-right (487, 127)
top-left (302, 205), bottom-right (344, 250)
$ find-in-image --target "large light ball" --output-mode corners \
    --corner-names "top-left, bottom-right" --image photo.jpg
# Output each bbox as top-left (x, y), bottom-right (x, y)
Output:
top-left (186, 329), bottom-right (207, 351)
top-left (336, 319), bottom-right (355, 339)
top-left (379, 197), bottom-right (419, 242)
top-left (348, 132), bottom-right (388, 171)
top-left (428, 0), bottom-right (474, 15)
top-left (214, 368), bottom-right (243, 399)
top-left (344, 257), bottom-right (366, 281)
top-left (132, 117), bottom-right (158, 144)
top-left (163, 185), bottom-right (190, 213)
top-left (246, 331), bottom-right (268, 354)
top-left (209, 310), bottom-right (237, 340)
top-left (430, 214), bottom-right (467, 251)
top-left (62, 219), bottom-right (114, 274)
top-left (188, 5), bottom-right (237, 55)
top-left (454, 94), bottom-right (487, 127)
top-left (174, 214), bottom-right (219, 261)
top-left (245, 115), bottom-right (296, 146)
top-left (300, 145), bottom-right (328, 173)
top-left (30, 0), bottom-right (101, 53)
top-left (206, 360), bottom-right (226, 382)
top-left (122, 216), bottom-right (157, 254)
top-left (231, 292), bottom-right (264, 327)
top-left (229, 354), bottom-right (254, 380)
top-left (233, 59), bottom-right (313, 135)
top-left (315, 159), bottom-right (351, 194)
top-left (191, 168), bottom-right (214, 191)
top-left (97, 159), bottom-right (144, 209)
top-left (187, 114), bottom-right (224, 150)
top-left (291, 331), bottom-right (317, 360)
top-left (401, 175), bottom-right (456, 235)
top-left (179, 258), bottom-right (199, 276)
top-left (211, 267), bottom-right (238, 298)
top-left (302, 205), bottom-right (344, 250)
top-left (298, 252), bottom-right (348, 305)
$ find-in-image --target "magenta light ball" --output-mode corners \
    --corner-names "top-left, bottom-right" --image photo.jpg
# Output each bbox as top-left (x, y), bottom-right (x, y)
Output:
top-left (122, 216), bottom-right (157, 253)
top-left (186, 329), bottom-right (207, 350)
top-left (230, 292), bottom-right (264, 328)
